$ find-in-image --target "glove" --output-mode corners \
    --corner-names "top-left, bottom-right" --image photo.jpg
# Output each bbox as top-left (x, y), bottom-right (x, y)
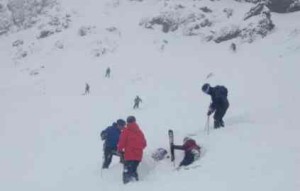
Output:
top-left (118, 151), bottom-right (125, 164)
top-left (207, 107), bottom-right (214, 116)
top-left (116, 150), bottom-right (123, 156)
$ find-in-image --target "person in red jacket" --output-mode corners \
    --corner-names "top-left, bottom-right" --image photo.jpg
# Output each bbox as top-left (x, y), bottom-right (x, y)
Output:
top-left (117, 116), bottom-right (147, 184)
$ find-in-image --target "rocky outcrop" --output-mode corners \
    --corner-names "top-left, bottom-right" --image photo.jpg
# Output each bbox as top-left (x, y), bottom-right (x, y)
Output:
top-left (267, 0), bottom-right (300, 13)
top-left (141, 0), bottom-right (275, 43)
top-left (0, 0), bottom-right (68, 36)
top-left (214, 3), bottom-right (274, 43)
top-left (214, 25), bottom-right (241, 43)
top-left (237, 0), bottom-right (300, 13)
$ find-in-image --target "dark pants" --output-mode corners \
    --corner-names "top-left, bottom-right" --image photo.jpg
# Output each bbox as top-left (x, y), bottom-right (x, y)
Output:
top-left (179, 151), bottom-right (194, 167)
top-left (123, 160), bottom-right (140, 184)
top-left (214, 100), bottom-right (229, 128)
top-left (133, 103), bottom-right (139, 109)
top-left (102, 147), bottom-right (116, 169)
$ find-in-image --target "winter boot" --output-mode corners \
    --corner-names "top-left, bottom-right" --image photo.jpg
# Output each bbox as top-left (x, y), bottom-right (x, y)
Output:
top-left (220, 120), bottom-right (225, 127)
top-left (214, 120), bottom-right (221, 129)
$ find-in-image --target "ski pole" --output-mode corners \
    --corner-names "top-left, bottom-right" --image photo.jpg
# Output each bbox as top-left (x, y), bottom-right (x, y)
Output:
top-left (206, 116), bottom-right (210, 135)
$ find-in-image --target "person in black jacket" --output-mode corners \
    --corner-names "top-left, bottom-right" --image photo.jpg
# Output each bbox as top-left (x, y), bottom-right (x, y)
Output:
top-left (202, 83), bottom-right (229, 129)
top-left (100, 119), bottom-right (126, 169)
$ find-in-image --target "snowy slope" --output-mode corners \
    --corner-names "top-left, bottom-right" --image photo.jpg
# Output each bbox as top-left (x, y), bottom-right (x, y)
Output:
top-left (0, 0), bottom-right (299, 191)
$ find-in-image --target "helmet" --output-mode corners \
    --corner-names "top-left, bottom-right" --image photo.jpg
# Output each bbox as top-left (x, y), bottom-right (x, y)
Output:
top-left (116, 119), bottom-right (126, 127)
top-left (202, 83), bottom-right (210, 93)
top-left (126, 116), bottom-right (136, 123)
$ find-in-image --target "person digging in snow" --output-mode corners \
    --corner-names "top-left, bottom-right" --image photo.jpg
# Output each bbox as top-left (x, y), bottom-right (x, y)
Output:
top-left (202, 83), bottom-right (229, 129)
top-left (117, 116), bottom-right (147, 184)
top-left (133, 96), bottom-right (142, 109)
top-left (171, 137), bottom-right (201, 167)
top-left (100, 119), bottom-right (126, 169)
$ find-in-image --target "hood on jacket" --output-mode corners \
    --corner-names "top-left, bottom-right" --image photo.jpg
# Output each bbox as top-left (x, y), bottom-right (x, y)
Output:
top-left (126, 122), bottom-right (140, 133)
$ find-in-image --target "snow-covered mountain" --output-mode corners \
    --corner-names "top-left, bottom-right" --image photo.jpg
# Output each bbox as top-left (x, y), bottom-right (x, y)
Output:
top-left (0, 0), bottom-right (299, 191)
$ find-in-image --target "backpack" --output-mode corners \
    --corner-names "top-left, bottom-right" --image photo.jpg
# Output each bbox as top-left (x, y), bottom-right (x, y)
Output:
top-left (151, 148), bottom-right (168, 161)
top-left (214, 86), bottom-right (228, 99)
top-left (100, 131), bottom-right (107, 140)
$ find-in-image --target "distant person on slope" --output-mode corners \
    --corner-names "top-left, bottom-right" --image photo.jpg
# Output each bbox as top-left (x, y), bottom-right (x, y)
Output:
top-left (84, 83), bottom-right (90, 95)
top-left (117, 116), bottom-right (147, 184)
top-left (230, 43), bottom-right (236, 52)
top-left (100, 119), bottom-right (126, 169)
top-left (172, 137), bottom-right (201, 167)
top-left (202, 83), bottom-right (229, 129)
top-left (105, 67), bottom-right (111, 78)
top-left (133, 96), bottom-right (142, 109)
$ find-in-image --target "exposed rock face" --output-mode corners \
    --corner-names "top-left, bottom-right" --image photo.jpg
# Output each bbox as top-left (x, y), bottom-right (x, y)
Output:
top-left (267, 0), bottom-right (300, 13)
top-left (237, 0), bottom-right (300, 13)
top-left (140, 0), bottom-right (275, 43)
top-left (0, 0), bottom-right (67, 36)
top-left (7, 0), bottom-right (57, 28)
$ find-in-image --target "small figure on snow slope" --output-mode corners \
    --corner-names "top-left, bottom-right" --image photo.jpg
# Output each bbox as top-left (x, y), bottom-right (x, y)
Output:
top-left (230, 43), bottom-right (237, 52)
top-left (117, 116), bottom-right (147, 184)
top-left (105, 67), bottom-right (111, 78)
top-left (202, 83), bottom-right (229, 129)
top-left (133, 95), bottom-right (142, 109)
top-left (100, 119), bottom-right (126, 169)
top-left (83, 83), bottom-right (90, 95)
top-left (172, 137), bottom-right (201, 168)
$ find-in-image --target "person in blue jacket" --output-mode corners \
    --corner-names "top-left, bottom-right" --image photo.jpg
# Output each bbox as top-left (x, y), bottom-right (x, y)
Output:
top-left (100, 119), bottom-right (126, 169)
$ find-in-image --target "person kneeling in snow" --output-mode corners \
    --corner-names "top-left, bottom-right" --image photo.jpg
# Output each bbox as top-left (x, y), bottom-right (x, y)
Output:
top-left (172, 137), bottom-right (201, 167)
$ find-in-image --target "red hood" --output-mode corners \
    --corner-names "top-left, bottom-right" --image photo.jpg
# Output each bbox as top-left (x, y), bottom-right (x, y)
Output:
top-left (126, 122), bottom-right (140, 132)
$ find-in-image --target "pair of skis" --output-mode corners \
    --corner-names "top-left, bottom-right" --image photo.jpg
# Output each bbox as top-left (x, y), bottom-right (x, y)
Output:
top-left (168, 129), bottom-right (175, 166)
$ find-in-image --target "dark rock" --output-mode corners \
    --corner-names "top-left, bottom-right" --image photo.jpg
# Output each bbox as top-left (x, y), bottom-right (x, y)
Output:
top-left (200, 19), bottom-right (212, 27)
top-left (267, 0), bottom-right (299, 13)
top-left (12, 40), bottom-right (24, 47)
top-left (78, 26), bottom-right (95, 36)
top-left (30, 70), bottom-right (39, 76)
top-left (199, 7), bottom-right (213, 13)
top-left (106, 26), bottom-right (118, 32)
top-left (244, 2), bottom-right (266, 20)
top-left (148, 17), bottom-right (178, 33)
top-left (223, 8), bottom-right (234, 18)
top-left (37, 30), bottom-right (54, 39)
top-left (237, 0), bottom-right (300, 13)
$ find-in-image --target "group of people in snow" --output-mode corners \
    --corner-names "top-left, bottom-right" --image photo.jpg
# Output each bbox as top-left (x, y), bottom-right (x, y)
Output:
top-left (100, 83), bottom-right (229, 184)
top-left (101, 116), bottom-right (146, 184)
